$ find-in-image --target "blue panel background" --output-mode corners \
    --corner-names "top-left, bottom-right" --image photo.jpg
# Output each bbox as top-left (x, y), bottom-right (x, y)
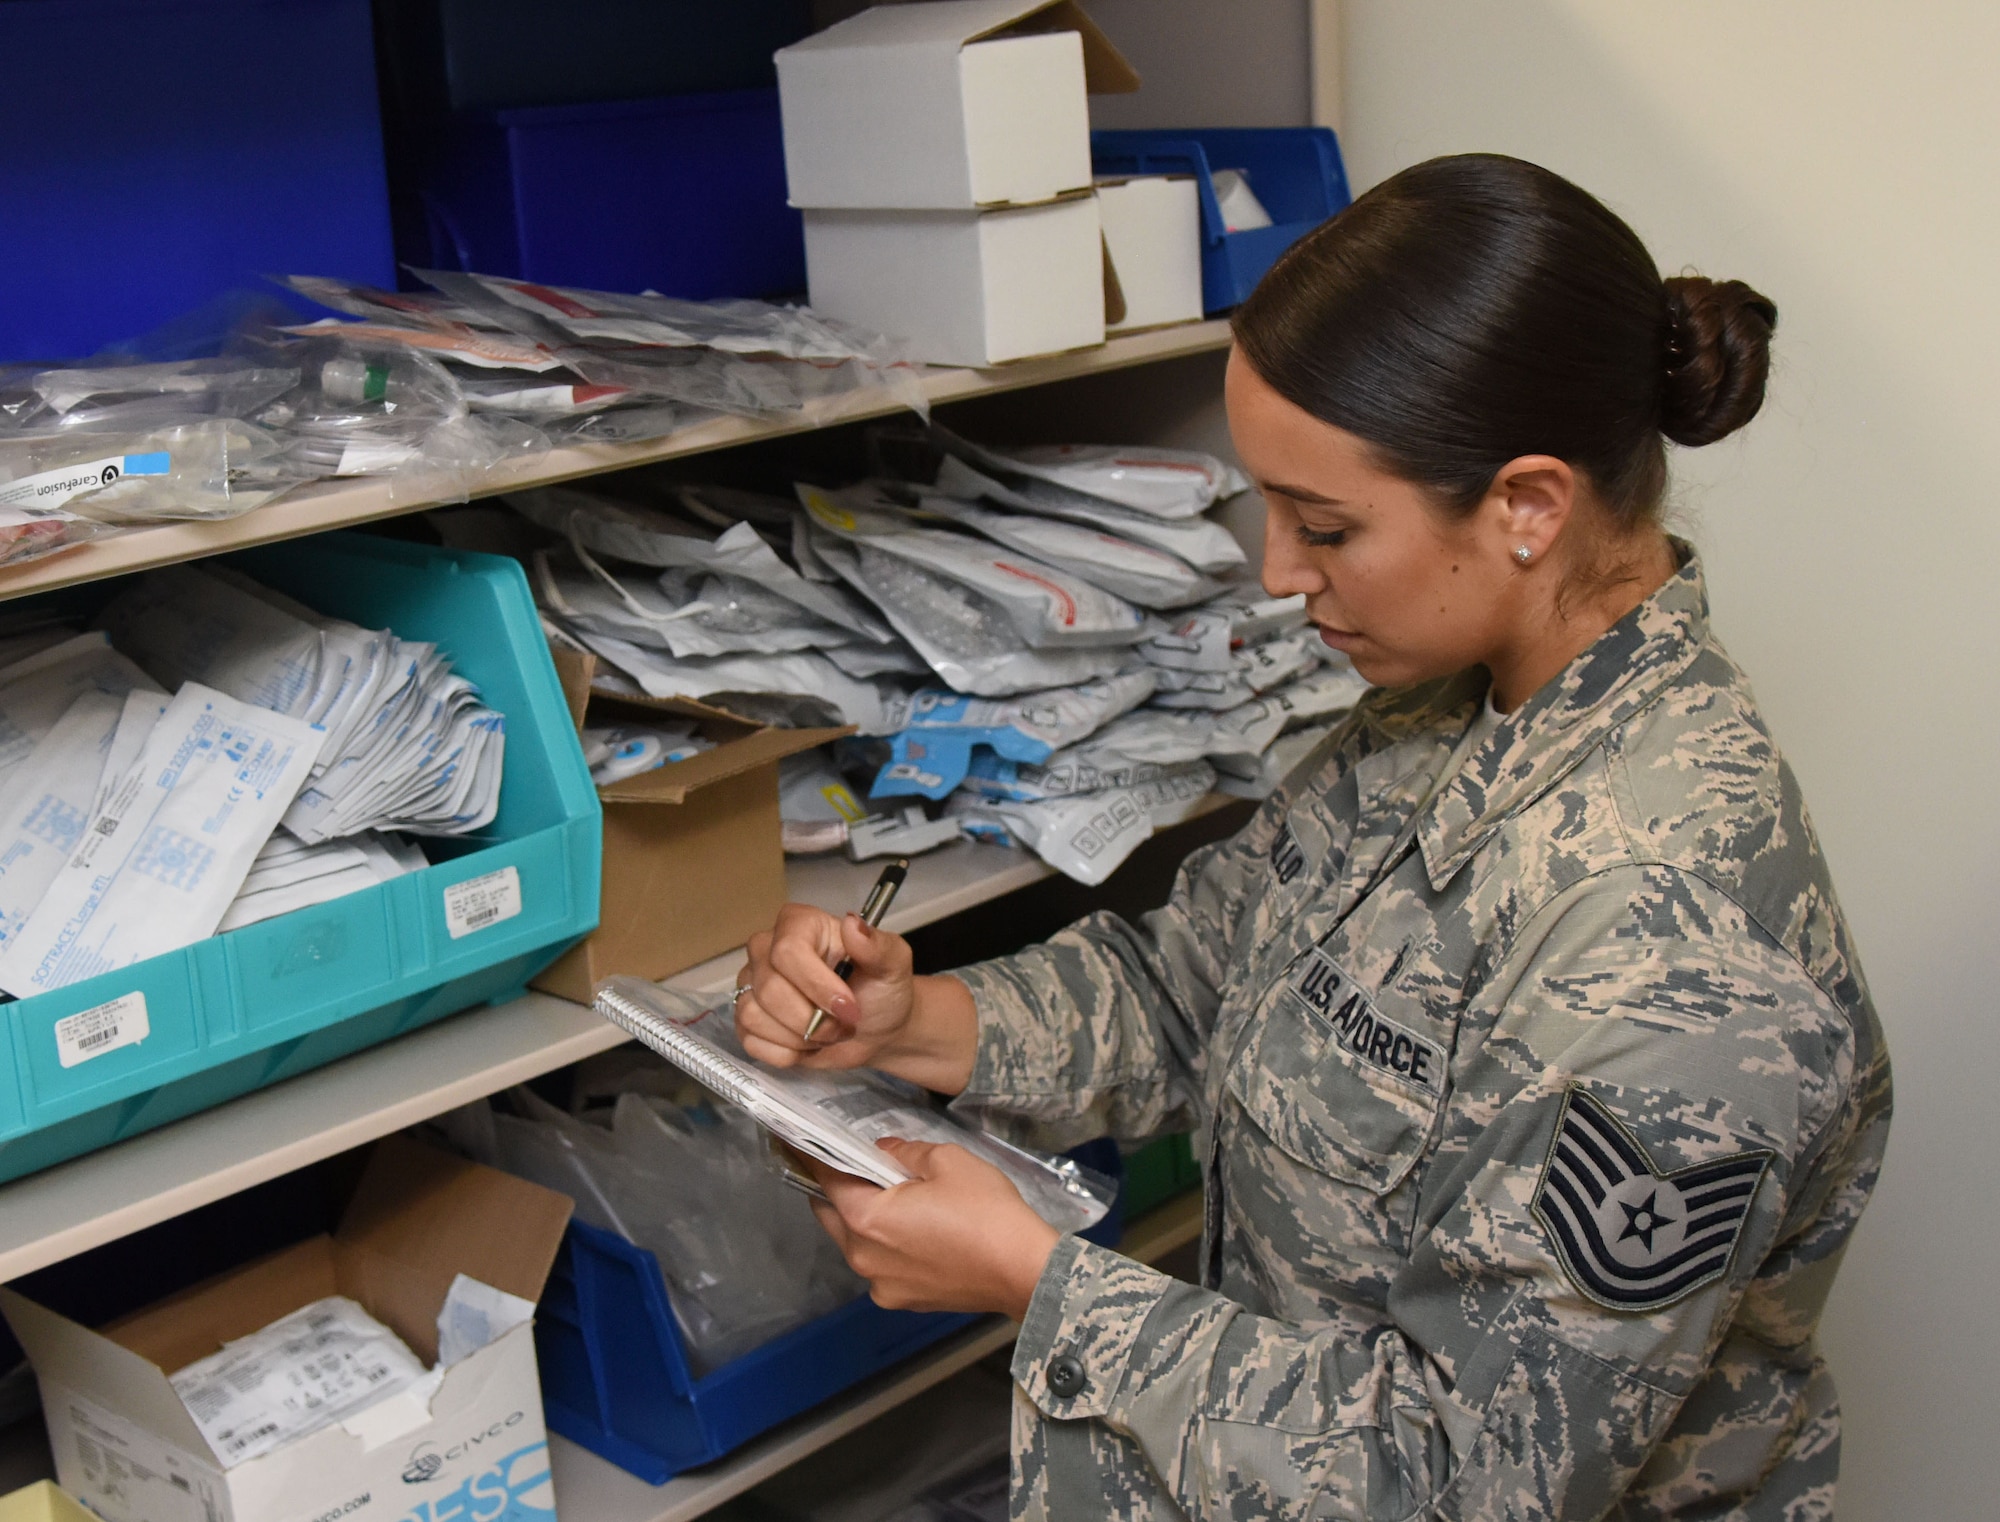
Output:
top-left (0, 0), bottom-right (396, 362)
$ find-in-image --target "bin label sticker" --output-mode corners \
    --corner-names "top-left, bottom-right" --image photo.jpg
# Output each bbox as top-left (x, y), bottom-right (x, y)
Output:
top-left (53, 991), bottom-right (149, 1068)
top-left (444, 867), bottom-right (522, 940)
top-left (0, 451), bottom-right (170, 516)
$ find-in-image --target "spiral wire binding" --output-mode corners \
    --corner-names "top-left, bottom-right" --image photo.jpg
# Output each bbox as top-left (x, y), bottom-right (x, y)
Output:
top-left (592, 983), bottom-right (758, 1110)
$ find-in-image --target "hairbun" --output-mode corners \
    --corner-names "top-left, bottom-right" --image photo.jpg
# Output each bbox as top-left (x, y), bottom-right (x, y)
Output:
top-left (1660, 276), bottom-right (1778, 446)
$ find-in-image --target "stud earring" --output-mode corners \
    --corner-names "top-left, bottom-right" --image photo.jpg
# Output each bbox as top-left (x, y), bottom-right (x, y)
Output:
top-left (1513, 545), bottom-right (1533, 565)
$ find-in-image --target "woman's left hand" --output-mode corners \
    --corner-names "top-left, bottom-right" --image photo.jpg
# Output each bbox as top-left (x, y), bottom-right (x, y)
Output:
top-left (804, 1139), bottom-right (1062, 1321)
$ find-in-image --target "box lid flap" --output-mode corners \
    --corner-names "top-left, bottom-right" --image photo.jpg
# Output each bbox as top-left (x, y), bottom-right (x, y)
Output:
top-left (552, 644), bottom-right (592, 733)
top-left (784, 0), bottom-right (1138, 93)
top-left (0, 1286), bottom-right (216, 1458)
top-left (334, 1138), bottom-right (571, 1365)
top-left (599, 723), bottom-right (850, 805)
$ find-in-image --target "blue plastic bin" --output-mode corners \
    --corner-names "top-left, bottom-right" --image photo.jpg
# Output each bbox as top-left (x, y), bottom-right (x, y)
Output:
top-left (1091, 128), bottom-right (1352, 315)
top-left (540, 1144), bottom-right (1126, 1481)
top-left (0, 0), bottom-right (396, 363)
top-left (418, 88), bottom-right (807, 302)
top-left (0, 534), bottom-right (601, 1185)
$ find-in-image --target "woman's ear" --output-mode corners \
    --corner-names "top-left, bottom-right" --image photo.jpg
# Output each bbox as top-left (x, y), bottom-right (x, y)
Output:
top-left (1478, 454), bottom-right (1577, 566)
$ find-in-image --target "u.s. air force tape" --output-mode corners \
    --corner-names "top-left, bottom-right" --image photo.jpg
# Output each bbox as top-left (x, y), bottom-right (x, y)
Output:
top-left (1533, 1086), bottom-right (1771, 1312)
top-left (1287, 946), bottom-right (1444, 1093)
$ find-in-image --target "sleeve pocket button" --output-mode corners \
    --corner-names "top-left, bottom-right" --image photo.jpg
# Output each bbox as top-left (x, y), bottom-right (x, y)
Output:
top-left (1047, 1353), bottom-right (1086, 1398)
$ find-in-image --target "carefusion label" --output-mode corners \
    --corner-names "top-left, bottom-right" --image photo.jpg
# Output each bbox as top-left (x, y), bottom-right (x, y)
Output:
top-left (53, 991), bottom-right (149, 1068)
top-left (0, 451), bottom-right (169, 514)
top-left (443, 867), bottom-right (522, 940)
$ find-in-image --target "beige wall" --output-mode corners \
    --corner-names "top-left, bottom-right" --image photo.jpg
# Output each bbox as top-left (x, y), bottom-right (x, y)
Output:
top-left (1338, 4), bottom-right (1999, 1515)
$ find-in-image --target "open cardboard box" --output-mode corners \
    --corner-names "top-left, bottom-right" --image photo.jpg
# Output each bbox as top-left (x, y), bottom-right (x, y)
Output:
top-left (532, 648), bottom-right (848, 1002)
top-left (0, 1137), bottom-right (573, 1522)
top-left (777, 0), bottom-right (1139, 211)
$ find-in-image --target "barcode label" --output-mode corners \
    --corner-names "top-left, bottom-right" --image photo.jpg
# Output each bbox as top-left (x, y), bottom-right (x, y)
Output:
top-left (53, 991), bottom-right (149, 1069)
top-left (443, 866), bottom-right (522, 940)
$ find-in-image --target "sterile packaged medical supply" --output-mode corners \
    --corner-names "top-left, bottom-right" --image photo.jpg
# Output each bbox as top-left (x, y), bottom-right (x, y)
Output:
top-left (0, 691), bottom-right (126, 953)
top-left (169, 1297), bottom-right (430, 1469)
top-left (932, 426), bottom-right (1248, 519)
top-left (779, 748), bottom-right (870, 856)
top-left (919, 491), bottom-right (1224, 609)
top-left (947, 761), bottom-right (1218, 886)
top-left (871, 673), bottom-right (1156, 800)
top-left (0, 682), bottom-right (324, 997)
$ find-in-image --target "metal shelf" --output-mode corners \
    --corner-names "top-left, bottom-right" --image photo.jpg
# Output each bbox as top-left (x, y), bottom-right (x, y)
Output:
top-left (546, 1191), bottom-right (1205, 1522)
top-left (0, 320), bottom-right (1231, 603)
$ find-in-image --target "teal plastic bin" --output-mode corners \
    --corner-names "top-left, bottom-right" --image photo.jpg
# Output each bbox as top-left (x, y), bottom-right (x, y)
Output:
top-left (0, 533), bottom-right (601, 1184)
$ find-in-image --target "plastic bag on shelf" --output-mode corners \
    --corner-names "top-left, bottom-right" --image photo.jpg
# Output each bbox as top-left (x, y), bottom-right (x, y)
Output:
top-left (567, 628), bottom-right (910, 735)
top-left (871, 672), bottom-right (1157, 801)
top-left (29, 357), bottom-right (300, 430)
top-left (946, 761), bottom-right (1217, 886)
top-left (0, 416), bottom-right (296, 524)
top-left (441, 1082), bottom-right (863, 1376)
top-left (918, 491), bottom-right (1225, 610)
top-left (807, 529), bottom-right (1128, 698)
top-left (1149, 627), bottom-right (1325, 710)
top-left (509, 486), bottom-right (894, 642)
top-left (779, 748), bottom-right (871, 855)
top-left (798, 483), bottom-right (1152, 650)
top-left (932, 424), bottom-right (1247, 519)
top-left (1213, 721), bottom-right (1340, 799)
top-left (1138, 595), bottom-right (1308, 672)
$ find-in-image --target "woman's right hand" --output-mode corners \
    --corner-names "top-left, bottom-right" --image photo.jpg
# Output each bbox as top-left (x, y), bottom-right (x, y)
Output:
top-left (736, 902), bottom-right (916, 1070)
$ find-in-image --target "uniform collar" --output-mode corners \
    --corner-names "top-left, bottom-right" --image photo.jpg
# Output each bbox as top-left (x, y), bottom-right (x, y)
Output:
top-left (1414, 542), bottom-right (1710, 892)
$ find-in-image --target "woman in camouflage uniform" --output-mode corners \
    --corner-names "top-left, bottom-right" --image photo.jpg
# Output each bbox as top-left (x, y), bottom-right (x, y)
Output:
top-left (738, 155), bottom-right (1889, 1521)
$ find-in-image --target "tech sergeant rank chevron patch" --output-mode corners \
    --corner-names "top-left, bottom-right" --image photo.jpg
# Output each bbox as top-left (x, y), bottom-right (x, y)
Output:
top-left (1533, 1087), bottom-right (1773, 1312)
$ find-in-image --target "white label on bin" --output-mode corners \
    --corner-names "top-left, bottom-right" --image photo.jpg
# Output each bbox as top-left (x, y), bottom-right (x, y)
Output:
top-left (53, 991), bottom-right (149, 1068)
top-left (444, 866), bottom-right (522, 940)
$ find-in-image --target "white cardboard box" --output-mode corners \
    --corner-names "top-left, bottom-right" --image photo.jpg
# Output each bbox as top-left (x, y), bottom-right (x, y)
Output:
top-left (1098, 175), bottom-right (1205, 331)
top-left (805, 196), bottom-right (1107, 367)
top-left (777, 0), bottom-right (1138, 210)
top-left (0, 1138), bottom-right (573, 1522)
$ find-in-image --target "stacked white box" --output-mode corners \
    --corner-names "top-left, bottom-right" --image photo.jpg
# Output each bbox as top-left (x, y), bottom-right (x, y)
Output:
top-left (777, 0), bottom-right (1138, 367)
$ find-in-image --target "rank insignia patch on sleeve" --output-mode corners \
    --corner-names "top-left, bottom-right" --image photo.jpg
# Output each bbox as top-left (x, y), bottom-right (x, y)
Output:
top-left (1533, 1087), bottom-right (1772, 1313)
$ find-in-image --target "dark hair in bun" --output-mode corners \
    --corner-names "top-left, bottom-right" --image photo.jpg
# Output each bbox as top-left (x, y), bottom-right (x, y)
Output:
top-left (1232, 153), bottom-right (1778, 525)
top-left (1661, 275), bottom-right (1778, 447)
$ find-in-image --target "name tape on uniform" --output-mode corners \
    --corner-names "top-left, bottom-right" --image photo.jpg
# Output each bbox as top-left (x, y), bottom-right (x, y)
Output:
top-left (1288, 946), bottom-right (1442, 1093)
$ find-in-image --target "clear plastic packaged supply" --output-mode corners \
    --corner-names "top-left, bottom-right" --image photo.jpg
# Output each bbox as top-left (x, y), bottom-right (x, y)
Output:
top-left (932, 425), bottom-right (1248, 519)
top-left (919, 492), bottom-right (1224, 610)
top-left (945, 761), bottom-right (1218, 886)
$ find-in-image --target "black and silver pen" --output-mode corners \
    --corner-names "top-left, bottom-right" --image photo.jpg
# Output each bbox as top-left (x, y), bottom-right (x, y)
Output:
top-left (804, 857), bottom-right (909, 1042)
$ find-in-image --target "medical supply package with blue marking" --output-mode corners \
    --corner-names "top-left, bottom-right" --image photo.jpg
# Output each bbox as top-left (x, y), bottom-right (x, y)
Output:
top-left (0, 556), bottom-right (507, 998)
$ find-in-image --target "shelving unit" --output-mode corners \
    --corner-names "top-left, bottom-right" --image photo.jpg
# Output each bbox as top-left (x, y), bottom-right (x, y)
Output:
top-left (0, 318), bottom-right (1236, 1519)
top-left (0, 320), bottom-right (1231, 603)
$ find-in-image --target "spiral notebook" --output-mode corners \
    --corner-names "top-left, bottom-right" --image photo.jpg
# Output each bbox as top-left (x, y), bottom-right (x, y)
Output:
top-left (593, 976), bottom-right (1109, 1232)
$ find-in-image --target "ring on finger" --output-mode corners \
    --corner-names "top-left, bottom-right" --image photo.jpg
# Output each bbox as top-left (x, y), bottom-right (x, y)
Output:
top-left (732, 983), bottom-right (754, 1002)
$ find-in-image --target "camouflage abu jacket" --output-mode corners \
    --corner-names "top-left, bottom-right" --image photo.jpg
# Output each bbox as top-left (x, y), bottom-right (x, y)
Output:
top-left (950, 551), bottom-right (1891, 1521)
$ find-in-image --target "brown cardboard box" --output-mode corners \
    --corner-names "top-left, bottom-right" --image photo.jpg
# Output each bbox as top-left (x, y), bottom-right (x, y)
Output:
top-left (532, 648), bottom-right (848, 1002)
top-left (0, 1138), bottom-right (574, 1522)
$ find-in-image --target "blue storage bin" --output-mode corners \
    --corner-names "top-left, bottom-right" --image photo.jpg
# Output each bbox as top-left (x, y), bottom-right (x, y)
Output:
top-left (541, 1146), bottom-right (1126, 1481)
top-left (0, 534), bottom-right (601, 1184)
top-left (0, 0), bottom-right (396, 362)
top-left (1091, 128), bottom-right (1352, 315)
top-left (419, 88), bottom-right (806, 302)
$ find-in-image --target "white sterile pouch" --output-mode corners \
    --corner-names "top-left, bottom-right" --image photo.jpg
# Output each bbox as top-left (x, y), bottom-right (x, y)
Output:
top-left (168, 1296), bottom-right (430, 1469)
top-left (779, 750), bottom-right (870, 855)
top-left (94, 689), bottom-right (170, 818)
top-left (933, 454), bottom-right (1248, 575)
top-left (0, 684), bottom-right (325, 997)
top-left (0, 632), bottom-right (158, 781)
top-left (510, 486), bottom-right (892, 642)
top-left (571, 630), bottom-right (910, 736)
top-left (217, 832), bottom-right (427, 932)
top-left (96, 563), bottom-right (325, 718)
top-left (919, 493), bottom-right (1224, 610)
top-left (932, 427), bottom-right (1247, 519)
top-left (1138, 595), bottom-right (1308, 673)
top-left (531, 548), bottom-right (862, 661)
top-left (0, 691), bottom-right (123, 952)
top-left (806, 529), bottom-right (1126, 698)
top-left (946, 762), bottom-right (1217, 886)
top-left (872, 672), bottom-right (1156, 801)
top-left (1150, 628), bottom-right (1323, 710)
top-left (798, 483), bottom-right (1150, 650)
